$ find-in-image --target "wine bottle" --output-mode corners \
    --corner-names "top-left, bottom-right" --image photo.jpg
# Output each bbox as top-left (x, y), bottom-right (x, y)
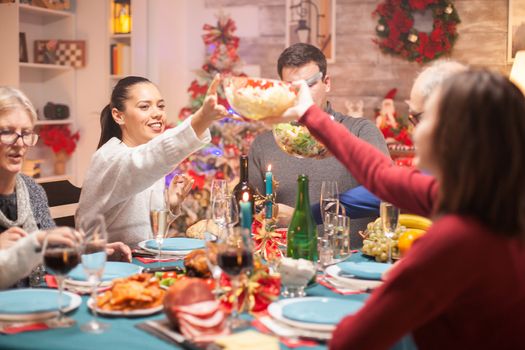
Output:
top-left (287, 174), bottom-right (318, 261)
top-left (232, 155), bottom-right (255, 214)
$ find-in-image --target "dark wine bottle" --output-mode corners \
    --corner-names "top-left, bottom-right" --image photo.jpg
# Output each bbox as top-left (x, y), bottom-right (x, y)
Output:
top-left (287, 174), bottom-right (318, 261)
top-left (232, 154), bottom-right (255, 214)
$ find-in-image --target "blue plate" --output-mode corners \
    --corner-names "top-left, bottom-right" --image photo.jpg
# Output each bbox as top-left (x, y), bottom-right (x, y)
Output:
top-left (68, 262), bottom-right (142, 282)
top-left (337, 261), bottom-right (390, 280)
top-left (145, 237), bottom-right (205, 251)
top-left (0, 289), bottom-right (71, 314)
top-left (282, 298), bottom-right (364, 325)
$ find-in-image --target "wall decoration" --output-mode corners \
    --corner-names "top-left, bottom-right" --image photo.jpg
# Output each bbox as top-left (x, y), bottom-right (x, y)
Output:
top-left (373, 0), bottom-right (460, 63)
top-left (509, 0), bottom-right (525, 62)
top-left (32, 0), bottom-right (70, 10)
top-left (34, 40), bottom-right (86, 68)
top-left (19, 32), bottom-right (28, 63)
top-left (286, 0), bottom-right (336, 62)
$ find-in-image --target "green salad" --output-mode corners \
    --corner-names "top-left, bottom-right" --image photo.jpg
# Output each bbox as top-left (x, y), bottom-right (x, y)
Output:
top-left (272, 123), bottom-right (329, 159)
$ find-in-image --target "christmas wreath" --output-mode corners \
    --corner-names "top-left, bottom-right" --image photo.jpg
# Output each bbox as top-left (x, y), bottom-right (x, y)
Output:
top-left (373, 0), bottom-right (460, 63)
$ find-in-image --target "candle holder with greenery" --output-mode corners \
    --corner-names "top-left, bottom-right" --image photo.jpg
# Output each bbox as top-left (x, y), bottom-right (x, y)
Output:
top-left (39, 125), bottom-right (80, 175)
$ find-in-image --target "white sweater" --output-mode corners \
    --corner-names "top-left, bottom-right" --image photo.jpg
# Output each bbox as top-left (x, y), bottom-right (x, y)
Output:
top-left (0, 233), bottom-right (41, 289)
top-left (77, 117), bottom-right (211, 245)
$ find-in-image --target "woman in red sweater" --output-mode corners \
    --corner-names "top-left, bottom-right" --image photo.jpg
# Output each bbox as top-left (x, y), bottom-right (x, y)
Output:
top-left (270, 69), bottom-right (525, 349)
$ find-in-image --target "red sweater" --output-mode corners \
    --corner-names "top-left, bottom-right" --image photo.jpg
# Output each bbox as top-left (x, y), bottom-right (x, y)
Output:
top-left (301, 105), bottom-right (525, 349)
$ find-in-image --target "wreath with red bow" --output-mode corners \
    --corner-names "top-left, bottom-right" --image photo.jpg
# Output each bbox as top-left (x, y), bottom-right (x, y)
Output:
top-left (373, 0), bottom-right (460, 63)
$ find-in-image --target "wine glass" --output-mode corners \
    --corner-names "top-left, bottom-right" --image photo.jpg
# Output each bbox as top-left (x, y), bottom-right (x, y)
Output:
top-left (225, 195), bottom-right (239, 229)
top-left (42, 227), bottom-right (81, 327)
top-left (210, 179), bottom-right (228, 202)
top-left (217, 226), bottom-right (254, 329)
top-left (204, 219), bottom-right (223, 296)
top-left (149, 188), bottom-right (170, 267)
top-left (211, 195), bottom-right (236, 235)
top-left (320, 181), bottom-right (339, 225)
top-left (380, 202), bottom-right (400, 264)
top-left (78, 215), bottom-right (110, 333)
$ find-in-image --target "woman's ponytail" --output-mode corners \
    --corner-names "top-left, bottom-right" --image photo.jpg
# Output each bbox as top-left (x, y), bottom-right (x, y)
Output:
top-left (97, 104), bottom-right (121, 149)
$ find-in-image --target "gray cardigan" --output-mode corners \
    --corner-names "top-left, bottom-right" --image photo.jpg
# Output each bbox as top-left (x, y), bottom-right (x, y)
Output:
top-left (19, 174), bottom-right (55, 230)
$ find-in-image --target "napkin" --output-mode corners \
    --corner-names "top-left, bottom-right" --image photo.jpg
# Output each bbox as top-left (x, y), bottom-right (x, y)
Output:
top-left (215, 330), bottom-right (280, 350)
top-left (0, 321), bottom-right (50, 335)
top-left (252, 318), bottom-right (321, 348)
top-left (317, 275), bottom-right (367, 295)
top-left (134, 256), bottom-right (183, 264)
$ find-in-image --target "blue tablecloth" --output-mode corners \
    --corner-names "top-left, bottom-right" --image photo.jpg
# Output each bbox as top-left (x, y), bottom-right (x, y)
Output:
top-left (0, 253), bottom-right (416, 350)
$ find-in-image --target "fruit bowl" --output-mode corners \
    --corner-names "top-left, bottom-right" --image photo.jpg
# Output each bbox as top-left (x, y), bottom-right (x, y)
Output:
top-left (272, 122), bottom-right (330, 159)
top-left (222, 76), bottom-right (297, 121)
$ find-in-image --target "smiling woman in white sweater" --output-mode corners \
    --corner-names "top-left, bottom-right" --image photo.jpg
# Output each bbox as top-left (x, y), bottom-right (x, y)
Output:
top-left (77, 75), bottom-right (229, 245)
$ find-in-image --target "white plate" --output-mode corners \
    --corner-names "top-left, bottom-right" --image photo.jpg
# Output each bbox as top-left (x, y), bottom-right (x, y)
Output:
top-left (64, 279), bottom-right (112, 288)
top-left (87, 298), bottom-right (163, 317)
top-left (325, 265), bottom-right (383, 291)
top-left (0, 290), bottom-right (82, 322)
top-left (268, 298), bottom-right (336, 332)
top-left (137, 240), bottom-right (192, 256)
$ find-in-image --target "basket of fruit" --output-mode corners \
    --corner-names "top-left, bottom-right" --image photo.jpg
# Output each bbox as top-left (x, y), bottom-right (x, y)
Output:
top-left (361, 214), bottom-right (432, 262)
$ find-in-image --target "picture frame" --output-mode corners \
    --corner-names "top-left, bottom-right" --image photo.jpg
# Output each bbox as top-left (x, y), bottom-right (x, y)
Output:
top-left (34, 40), bottom-right (86, 68)
top-left (32, 0), bottom-right (70, 10)
top-left (19, 32), bottom-right (28, 63)
top-left (508, 0), bottom-right (525, 62)
top-left (285, 0), bottom-right (336, 63)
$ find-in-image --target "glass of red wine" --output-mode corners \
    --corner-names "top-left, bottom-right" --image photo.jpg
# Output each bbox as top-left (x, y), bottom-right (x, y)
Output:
top-left (216, 226), bottom-right (254, 329)
top-left (42, 227), bottom-right (81, 327)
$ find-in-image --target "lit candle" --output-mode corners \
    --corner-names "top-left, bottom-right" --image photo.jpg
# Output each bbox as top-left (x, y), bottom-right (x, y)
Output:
top-left (265, 164), bottom-right (273, 219)
top-left (240, 192), bottom-right (252, 229)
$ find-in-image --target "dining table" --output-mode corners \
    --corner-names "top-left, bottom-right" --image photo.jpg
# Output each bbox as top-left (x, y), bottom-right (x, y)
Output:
top-left (0, 252), bottom-right (417, 350)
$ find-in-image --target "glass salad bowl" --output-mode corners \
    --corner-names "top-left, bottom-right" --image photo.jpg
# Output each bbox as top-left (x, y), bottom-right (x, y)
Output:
top-left (222, 76), bottom-right (297, 121)
top-left (272, 122), bottom-right (330, 159)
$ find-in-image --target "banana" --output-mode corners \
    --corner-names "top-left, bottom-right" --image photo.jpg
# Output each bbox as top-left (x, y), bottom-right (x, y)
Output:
top-left (399, 214), bottom-right (432, 231)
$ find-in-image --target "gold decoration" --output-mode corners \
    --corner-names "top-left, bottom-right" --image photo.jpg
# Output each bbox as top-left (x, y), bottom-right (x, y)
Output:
top-left (408, 34), bottom-right (418, 43)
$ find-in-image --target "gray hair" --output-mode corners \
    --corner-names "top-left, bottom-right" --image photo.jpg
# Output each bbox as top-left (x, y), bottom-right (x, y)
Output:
top-left (0, 86), bottom-right (37, 124)
top-left (414, 60), bottom-right (468, 101)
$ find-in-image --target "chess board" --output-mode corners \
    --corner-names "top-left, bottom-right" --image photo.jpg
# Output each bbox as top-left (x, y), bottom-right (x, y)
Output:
top-left (34, 40), bottom-right (86, 68)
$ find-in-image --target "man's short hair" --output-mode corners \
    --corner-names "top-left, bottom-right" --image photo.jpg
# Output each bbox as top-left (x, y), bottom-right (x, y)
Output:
top-left (277, 43), bottom-right (327, 79)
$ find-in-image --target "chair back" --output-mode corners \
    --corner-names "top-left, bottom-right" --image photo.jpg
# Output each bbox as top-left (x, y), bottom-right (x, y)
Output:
top-left (40, 180), bottom-right (81, 227)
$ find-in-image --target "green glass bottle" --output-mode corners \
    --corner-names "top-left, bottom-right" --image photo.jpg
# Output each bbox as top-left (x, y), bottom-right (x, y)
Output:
top-left (287, 174), bottom-right (318, 261)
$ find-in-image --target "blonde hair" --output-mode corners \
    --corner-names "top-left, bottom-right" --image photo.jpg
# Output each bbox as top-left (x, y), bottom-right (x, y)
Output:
top-left (0, 86), bottom-right (37, 124)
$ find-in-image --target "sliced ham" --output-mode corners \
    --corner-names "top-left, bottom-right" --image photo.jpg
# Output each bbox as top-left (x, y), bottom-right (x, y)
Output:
top-left (178, 309), bottom-right (225, 329)
top-left (172, 300), bottom-right (220, 317)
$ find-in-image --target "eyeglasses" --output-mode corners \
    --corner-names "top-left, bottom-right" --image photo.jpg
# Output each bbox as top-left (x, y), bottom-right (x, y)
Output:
top-left (408, 111), bottom-right (423, 126)
top-left (304, 71), bottom-right (324, 88)
top-left (0, 130), bottom-right (39, 146)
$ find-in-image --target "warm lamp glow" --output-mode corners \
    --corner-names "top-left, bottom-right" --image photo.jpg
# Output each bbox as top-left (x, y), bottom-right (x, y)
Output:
top-left (510, 51), bottom-right (525, 95)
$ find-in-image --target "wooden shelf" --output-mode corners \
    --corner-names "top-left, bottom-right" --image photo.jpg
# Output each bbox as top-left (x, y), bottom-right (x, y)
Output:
top-left (19, 4), bottom-right (73, 19)
top-left (110, 74), bottom-right (126, 79)
top-left (35, 119), bottom-right (74, 126)
top-left (110, 33), bottom-right (131, 40)
top-left (35, 174), bottom-right (71, 184)
top-left (20, 62), bottom-right (72, 71)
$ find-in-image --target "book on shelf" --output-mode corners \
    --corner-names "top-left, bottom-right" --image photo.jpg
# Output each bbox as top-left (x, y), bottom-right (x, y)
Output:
top-left (110, 42), bottom-right (130, 76)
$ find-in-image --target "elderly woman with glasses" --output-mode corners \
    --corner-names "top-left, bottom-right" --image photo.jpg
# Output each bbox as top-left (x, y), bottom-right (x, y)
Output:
top-left (0, 86), bottom-right (54, 250)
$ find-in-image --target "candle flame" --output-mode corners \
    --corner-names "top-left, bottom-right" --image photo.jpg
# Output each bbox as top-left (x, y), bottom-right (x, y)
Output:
top-left (267, 164), bottom-right (272, 171)
top-left (242, 192), bottom-right (249, 201)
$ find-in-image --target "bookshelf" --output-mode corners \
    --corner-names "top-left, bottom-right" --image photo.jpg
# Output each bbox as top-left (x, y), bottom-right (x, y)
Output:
top-left (0, 1), bottom-right (78, 181)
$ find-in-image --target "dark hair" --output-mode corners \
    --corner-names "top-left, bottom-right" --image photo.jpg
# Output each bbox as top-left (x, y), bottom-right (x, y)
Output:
top-left (277, 43), bottom-right (327, 79)
top-left (433, 69), bottom-right (525, 236)
top-left (97, 76), bottom-right (151, 149)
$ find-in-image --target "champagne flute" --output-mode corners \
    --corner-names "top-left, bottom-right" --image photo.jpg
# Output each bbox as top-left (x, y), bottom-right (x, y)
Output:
top-left (78, 215), bottom-right (109, 333)
top-left (380, 202), bottom-right (400, 264)
top-left (204, 219), bottom-right (223, 296)
top-left (42, 227), bottom-right (81, 327)
top-left (320, 181), bottom-right (339, 225)
top-left (225, 195), bottom-right (239, 229)
top-left (150, 188), bottom-right (170, 268)
top-left (210, 179), bottom-right (228, 203)
top-left (217, 226), bottom-right (253, 329)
